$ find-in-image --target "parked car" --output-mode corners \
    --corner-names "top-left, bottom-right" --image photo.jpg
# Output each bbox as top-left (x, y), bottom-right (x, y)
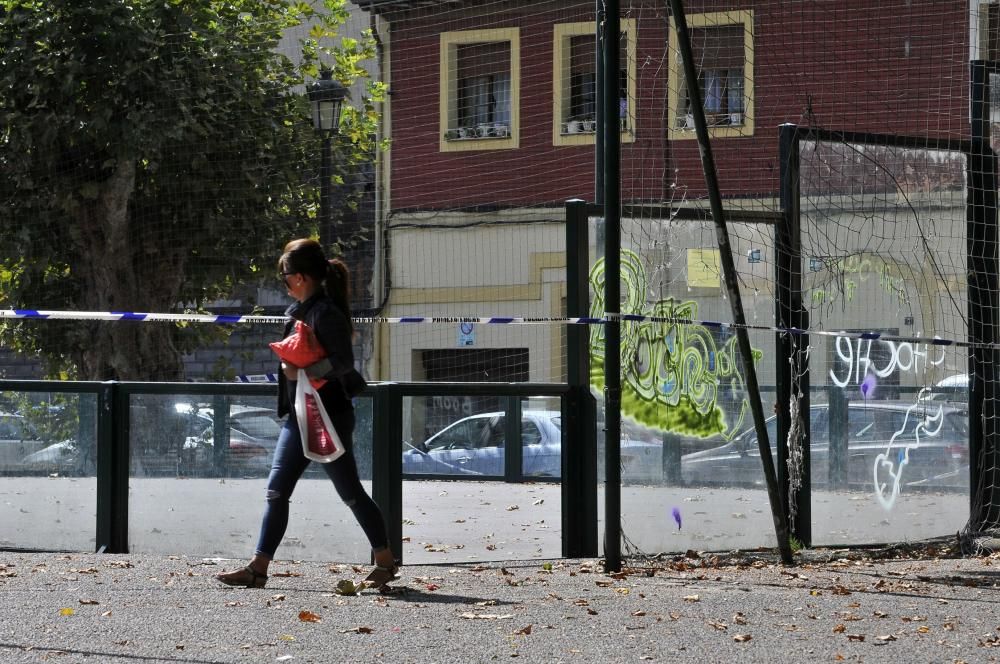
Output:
top-left (21, 402), bottom-right (283, 476)
top-left (176, 403), bottom-right (283, 475)
top-left (402, 410), bottom-right (663, 481)
top-left (0, 412), bottom-right (47, 469)
top-left (680, 401), bottom-right (969, 491)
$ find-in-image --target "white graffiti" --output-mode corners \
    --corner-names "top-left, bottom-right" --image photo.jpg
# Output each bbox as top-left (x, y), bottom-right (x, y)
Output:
top-left (431, 395), bottom-right (473, 417)
top-left (872, 389), bottom-right (944, 510)
top-left (829, 337), bottom-right (946, 387)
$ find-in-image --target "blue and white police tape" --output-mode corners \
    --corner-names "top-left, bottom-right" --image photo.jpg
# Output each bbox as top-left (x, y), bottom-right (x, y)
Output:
top-left (0, 308), bottom-right (970, 350)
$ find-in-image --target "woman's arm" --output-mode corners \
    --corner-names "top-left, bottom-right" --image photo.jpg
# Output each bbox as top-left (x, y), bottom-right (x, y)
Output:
top-left (304, 305), bottom-right (355, 380)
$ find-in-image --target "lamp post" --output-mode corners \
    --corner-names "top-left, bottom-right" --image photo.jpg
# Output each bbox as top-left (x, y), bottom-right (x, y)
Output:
top-left (308, 70), bottom-right (349, 248)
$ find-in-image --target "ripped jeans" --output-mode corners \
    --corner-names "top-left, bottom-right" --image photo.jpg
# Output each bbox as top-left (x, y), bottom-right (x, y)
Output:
top-left (254, 409), bottom-right (390, 559)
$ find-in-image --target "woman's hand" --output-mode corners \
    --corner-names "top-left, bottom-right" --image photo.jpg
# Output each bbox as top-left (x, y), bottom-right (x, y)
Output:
top-left (281, 362), bottom-right (300, 380)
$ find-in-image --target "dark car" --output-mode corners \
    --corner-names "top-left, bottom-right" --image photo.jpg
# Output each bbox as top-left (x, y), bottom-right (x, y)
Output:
top-left (681, 400), bottom-right (969, 494)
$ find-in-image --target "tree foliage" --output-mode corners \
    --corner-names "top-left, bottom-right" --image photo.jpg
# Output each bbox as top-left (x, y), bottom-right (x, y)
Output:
top-left (0, 0), bottom-right (383, 380)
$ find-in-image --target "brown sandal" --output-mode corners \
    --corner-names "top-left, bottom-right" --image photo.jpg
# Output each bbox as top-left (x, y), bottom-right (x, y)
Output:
top-left (216, 566), bottom-right (268, 588)
top-left (363, 564), bottom-right (400, 588)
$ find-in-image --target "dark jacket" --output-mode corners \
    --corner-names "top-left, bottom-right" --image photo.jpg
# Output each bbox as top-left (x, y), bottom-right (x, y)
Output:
top-left (276, 292), bottom-right (367, 418)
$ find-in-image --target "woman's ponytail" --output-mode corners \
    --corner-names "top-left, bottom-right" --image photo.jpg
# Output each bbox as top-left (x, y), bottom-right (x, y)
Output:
top-left (325, 258), bottom-right (352, 330)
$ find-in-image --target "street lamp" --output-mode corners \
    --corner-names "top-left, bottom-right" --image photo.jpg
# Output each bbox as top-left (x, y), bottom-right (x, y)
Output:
top-left (308, 70), bottom-right (349, 248)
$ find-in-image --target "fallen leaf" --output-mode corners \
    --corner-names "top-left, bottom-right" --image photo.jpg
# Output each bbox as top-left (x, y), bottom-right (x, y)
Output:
top-left (683, 594), bottom-right (700, 602)
top-left (101, 610), bottom-right (112, 617)
top-left (847, 634), bottom-right (865, 642)
top-left (733, 634), bottom-right (752, 642)
top-left (513, 625), bottom-right (533, 635)
top-left (708, 621), bottom-right (728, 631)
top-left (272, 570), bottom-right (302, 578)
top-left (335, 579), bottom-right (360, 596)
top-left (339, 626), bottom-right (373, 634)
top-left (460, 613), bottom-right (514, 620)
top-left (59, 608), bottom-right (74, 616)
top-left (298, 610), bottom-right (322, 623)
top-left (833, 624), bottom-right (846, 634)
top-left (733, 612), bottom-right (747, 625)
top-left (78, 599), bottom-right (99, 605)
top-left (271, 594), bottom-right (286, 602)
top-left (505, 505), bottom-right (520, 511)
top-left (586, 608), bottom-right (598, 616)
top-left (876, 634), bottom-right (898, 642)
top-left (105, 561), bottom-right (133, 569)
top-left (425, 584), bottom-right (440, 591)
top-left (917, 626), bottom-right (930, 634)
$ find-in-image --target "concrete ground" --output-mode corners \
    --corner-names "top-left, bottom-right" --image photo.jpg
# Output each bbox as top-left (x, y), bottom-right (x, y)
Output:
top-left (0, 478), bottom-right (968, 564)
top-left (1, 546), bottom-right (999, 663)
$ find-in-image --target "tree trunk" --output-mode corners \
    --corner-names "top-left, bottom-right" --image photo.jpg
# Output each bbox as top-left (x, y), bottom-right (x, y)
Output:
top-left (69, 159), bottom-right (185, 381)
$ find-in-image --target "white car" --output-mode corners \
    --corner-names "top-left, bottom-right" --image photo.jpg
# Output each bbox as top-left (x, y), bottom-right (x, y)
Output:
top-left (402, 410), bottom-right (664, 482)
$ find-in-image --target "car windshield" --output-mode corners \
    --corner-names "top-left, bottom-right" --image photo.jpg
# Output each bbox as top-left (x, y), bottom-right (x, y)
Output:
top-left (426, 417), bottom-right (493, 451)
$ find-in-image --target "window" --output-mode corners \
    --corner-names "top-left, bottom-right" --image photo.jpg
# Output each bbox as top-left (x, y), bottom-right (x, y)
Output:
top-left (553, 20), bottom-right (637, 146)
top-left (978, 1), bottom-right (1000, 60)
top-left (440, 28), bottom-right (520, 152)
top-left (668, 10), bottom-right (754, 139)
top-left (522, 420), bottom-right (542, 445)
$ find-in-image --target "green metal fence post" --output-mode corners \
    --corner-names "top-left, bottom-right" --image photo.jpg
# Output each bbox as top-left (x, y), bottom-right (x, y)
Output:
top-left (504, 395), bottom-right (523, 483)
top-left (372, 384), bottom-right (404, 564)
top-left (96, 381), bottom-right (128, 553)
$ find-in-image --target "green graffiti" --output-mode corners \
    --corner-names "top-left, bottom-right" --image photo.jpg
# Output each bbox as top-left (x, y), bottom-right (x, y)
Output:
top-left (589, 250), bottom-right (762, 440)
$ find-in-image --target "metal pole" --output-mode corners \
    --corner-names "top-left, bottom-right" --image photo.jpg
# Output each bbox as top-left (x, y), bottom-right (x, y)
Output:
top-left (320, 134), bottom-right (333, 248)
top-left (967, 61), bottom-right (1000, 532)
top-left (594, 1), bottom-right (605, 206)
top-left (668, 0), bottom-right (793, 564)
top-left (602, 0), bottom-right (623, 573)
top-left (565, 199), bottom-right (598, 557)
top-left (777, 123), bottom-right (811, 545)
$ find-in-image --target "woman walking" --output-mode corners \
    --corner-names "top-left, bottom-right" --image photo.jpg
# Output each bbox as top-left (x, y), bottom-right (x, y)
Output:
top-left (216, 239), bottom-right (397, 589)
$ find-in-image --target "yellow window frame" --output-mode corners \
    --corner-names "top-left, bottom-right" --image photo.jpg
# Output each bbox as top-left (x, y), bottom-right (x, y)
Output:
top-left (667, 10), bottom-right (754, 140)
top-left (440, 27), bottom-right (520, 152)
top-left (552, 19), bottom-right (637, 147)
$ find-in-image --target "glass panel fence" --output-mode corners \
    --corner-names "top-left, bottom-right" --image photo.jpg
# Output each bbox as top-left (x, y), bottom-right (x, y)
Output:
top-left (0, 390), bottom-right (97, 550)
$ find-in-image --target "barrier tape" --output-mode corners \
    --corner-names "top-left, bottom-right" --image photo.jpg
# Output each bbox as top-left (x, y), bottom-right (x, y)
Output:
top-left (0, 308), bottom-right (975, 349)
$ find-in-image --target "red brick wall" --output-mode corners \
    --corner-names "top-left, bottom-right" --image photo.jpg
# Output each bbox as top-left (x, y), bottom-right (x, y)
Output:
top-left (384, 0), bottom-right (969, 210)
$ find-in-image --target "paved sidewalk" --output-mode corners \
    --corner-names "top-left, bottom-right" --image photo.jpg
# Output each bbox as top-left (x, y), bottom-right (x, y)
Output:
top-left (1, 547), bottom-right (1000, 663)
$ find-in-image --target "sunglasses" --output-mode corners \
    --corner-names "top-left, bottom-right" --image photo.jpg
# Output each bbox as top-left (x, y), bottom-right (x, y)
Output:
top-left (280, 271), bottom-right (299, 284)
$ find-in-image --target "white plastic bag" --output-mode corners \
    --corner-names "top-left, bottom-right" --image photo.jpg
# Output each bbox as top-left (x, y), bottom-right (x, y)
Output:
top-left (295, 368), bottom-right (345, 463)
